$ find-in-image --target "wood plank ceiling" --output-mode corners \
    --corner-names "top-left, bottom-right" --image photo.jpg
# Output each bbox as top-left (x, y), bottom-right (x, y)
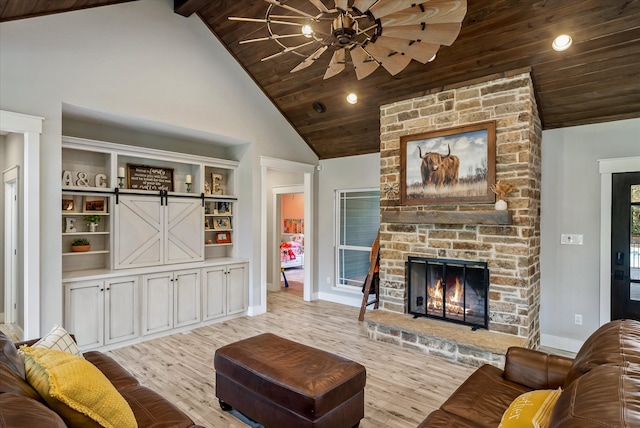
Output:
top-left (3, 1), bottom-right (640, 159)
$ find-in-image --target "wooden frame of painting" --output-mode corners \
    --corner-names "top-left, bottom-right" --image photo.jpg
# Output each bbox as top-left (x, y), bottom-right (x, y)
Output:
top-left (400, 121), bottom-right (496, 205)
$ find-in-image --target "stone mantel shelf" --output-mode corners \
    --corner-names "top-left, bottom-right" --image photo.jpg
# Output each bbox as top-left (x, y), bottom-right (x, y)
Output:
top-left (382, 210), bottom-right (512, 225)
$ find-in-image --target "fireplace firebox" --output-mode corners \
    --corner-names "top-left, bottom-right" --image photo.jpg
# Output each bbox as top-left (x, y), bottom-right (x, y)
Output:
top-left (407, 257), bottom-right (489, 329)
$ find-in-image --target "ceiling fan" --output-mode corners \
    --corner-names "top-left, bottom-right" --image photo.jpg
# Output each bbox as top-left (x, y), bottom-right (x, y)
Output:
top-left (229, 0), bottom-right (467, 80)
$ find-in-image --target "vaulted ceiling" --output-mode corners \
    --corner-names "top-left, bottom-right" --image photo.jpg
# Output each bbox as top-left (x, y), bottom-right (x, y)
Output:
top-left (2, 0), bottom-right (639, 159)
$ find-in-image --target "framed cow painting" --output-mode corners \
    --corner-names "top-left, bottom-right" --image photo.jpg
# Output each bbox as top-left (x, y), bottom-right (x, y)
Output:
top-left (400, 121), bottom-right (496, 206)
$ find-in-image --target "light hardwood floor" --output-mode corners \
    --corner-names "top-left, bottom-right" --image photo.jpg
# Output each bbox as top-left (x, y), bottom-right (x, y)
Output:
top-left (108, 291), bottom-right (476, 428)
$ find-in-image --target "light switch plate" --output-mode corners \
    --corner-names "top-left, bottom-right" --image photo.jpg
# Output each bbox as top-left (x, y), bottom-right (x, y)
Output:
top-left (561, 234), bottom-right (583, 245)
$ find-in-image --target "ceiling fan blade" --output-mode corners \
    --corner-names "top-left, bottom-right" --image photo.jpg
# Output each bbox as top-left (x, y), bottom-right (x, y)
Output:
top-left (380, 23), bottom-right (462, 46)
top-left (263, 40), bottom-right (317, 61)
top-left (334, 0), bottom-right (348, 11)
top-left (265, 0), bottom-right (317, 19)
top-left (240, 33), bottom-right (307, 44)
top-left (229, 17), bottom-right (302, 27)
top-left (350, 46), bottom-right (379, 80)
top-left (364, 42), bottom-right (412, 75)
top-left (368, 0), bottom-right (425, 18)
top-left (323, 48), bottom-right (346, 79)
top-left (291, 46), bottom-right (329, 72)
top-left (352, 0), bottom-right (379, 13)
top-left (379, 1), bottom-right (468, 26)
top-left (308, 0), bottom-right (329, 13)
top-left (374, 36), bottom-right (440, 63)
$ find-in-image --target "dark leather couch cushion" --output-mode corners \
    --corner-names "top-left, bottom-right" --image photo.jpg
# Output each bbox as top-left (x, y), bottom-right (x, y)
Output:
top-left (84, 351), bottom-right (139, 389)
top-left (0, 393), bottom-right (67, 427)
top-left (215, 333), bottom-right (366, 420)
top-left (0, 332), bottom-right (25, 379)
top-left (0, 362), bottom-right (43, 401)
top-left (565, 319), bottom-right (640, 386)
top-left (550, 363), bottom-right (640, 427)
top-left (418, 409), bottom-right (482, 428)
top-left (440, 364), bottom-right (530, 428)
top-left (119, 385), bottom-right (197, 428)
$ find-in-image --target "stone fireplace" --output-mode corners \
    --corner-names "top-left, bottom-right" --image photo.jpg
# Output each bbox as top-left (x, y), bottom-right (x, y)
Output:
top-left (366, 69), bottom-right (542, 366)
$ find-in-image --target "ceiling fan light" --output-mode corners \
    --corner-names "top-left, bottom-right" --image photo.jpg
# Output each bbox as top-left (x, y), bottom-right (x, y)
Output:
top-left (346, 93), bottom-right (358, 104)
top-left (552, 34), bottom-right (572, 51)
top-left (428, 53), bottom-right (437, 62)
top-left (301, 24), bottom-right (313, 38)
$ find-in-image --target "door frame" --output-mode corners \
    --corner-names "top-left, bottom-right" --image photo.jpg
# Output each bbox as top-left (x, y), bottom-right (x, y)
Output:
top-left (3, 167), bottom-right (19, 324)
top-left (0, 110), bottom-right (42, 338)
top-left (260, 157), bottom-right (315, 314)
top-left (599, 156), bottom-right (640, 325)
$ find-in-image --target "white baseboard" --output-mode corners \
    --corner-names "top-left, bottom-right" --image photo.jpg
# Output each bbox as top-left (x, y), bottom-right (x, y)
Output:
top-left (316, 292), bottom-right (362, 308)
top-left (540, 333), bottom-right (585, 354)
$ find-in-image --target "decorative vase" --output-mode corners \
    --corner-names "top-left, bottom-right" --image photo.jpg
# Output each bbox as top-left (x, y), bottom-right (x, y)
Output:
top-left (495, 199), bottom-right (508, 210)
top-left (89, 222), bottom-right (98, 232)
top-left (71, 245), bottom-right (91, 252)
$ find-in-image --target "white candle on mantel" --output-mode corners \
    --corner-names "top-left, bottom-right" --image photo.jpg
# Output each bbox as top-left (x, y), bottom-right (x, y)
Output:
top-left (118, 167), bottom-right (125, 178)
top-left (185, 174), bottom-right (192, 184)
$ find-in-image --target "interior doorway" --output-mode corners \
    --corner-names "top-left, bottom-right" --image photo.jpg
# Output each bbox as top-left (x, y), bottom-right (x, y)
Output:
top-left (277, 191), bottom-right (304, 297)
top-left (611, 172), bottom-right (640, 320)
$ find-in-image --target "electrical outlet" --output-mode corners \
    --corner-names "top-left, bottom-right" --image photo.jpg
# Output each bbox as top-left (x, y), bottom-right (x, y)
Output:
top-left (574, 314), bottom-right (583, 325)
top-left (561, 234), bottom-right (584, 245)
top-left (326, 276), bottom-right (331, 284)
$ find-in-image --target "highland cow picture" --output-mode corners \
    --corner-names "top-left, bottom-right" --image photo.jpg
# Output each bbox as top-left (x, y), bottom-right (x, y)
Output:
top-left (400, 121), bottom-right (496, 205)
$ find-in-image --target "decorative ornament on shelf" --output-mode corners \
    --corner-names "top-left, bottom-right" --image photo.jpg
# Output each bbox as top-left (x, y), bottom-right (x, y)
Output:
top-left (383, 182), bottom-right (399, 199)
top-left (490, 180), bottom-right (516, 210)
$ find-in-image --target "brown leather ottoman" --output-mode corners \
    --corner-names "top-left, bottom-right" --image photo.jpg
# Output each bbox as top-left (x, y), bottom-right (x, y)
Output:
top-left (214, 333), bottom-right (366, 428)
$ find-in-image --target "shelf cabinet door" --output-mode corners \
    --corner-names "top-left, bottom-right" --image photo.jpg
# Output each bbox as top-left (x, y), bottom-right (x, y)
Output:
top-left (114, 196), bottom-right (163, 269)
top-left (174, 269), bottom-right (201, 328)
top-left (227, 263), bottom-right (248, 315)
top-left (141, 272), bottom-right (173, 336)
top-left (202, 266), bottom-right (226, 320)
top-left (65, 280), bottom-right (104, 350)
top-left (104, 276), bottom-right (138, 345)
top-left (166, 198), bottom-right (204, 264)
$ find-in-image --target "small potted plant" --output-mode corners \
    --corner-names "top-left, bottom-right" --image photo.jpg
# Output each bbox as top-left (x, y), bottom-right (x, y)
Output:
top-left (84, 215), bottom-right (101, 233)
top-left (71, 238), bottom-right (91, 252)
top-left (490, 180), bottom-right (516, 210)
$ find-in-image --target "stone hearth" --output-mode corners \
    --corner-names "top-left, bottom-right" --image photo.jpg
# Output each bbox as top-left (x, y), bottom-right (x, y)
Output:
top-left (367, 69), bottom-right (542, 365)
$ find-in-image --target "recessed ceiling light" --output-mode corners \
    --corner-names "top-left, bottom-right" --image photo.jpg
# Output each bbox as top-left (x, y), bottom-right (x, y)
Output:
top-left (552, 34), bottom-right (572, 51)
top-left (346, 93), bottom-right (358, 104)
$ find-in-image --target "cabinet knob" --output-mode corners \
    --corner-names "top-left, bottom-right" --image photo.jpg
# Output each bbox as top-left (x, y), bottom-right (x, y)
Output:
top-left (100, 288), bottom-right (104, 292)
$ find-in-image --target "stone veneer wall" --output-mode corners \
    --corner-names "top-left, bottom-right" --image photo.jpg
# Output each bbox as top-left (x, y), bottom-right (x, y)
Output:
top-left (378, 70), bottom-right (542, 347)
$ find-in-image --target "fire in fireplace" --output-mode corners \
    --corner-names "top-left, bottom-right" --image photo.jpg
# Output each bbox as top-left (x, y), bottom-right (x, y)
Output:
top-left (407, 257), bottom-right (489, 329)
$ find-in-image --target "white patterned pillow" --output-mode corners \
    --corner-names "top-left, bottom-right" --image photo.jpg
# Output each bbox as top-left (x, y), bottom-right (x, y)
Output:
top-left (32, 325), bottom-right (83, 357)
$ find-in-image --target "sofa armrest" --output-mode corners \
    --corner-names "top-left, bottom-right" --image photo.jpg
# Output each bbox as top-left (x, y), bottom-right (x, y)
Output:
top-left (503, 347), bottom-right (573, 390)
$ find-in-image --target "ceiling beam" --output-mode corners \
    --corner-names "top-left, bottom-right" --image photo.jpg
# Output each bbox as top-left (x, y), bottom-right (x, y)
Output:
top-left (174, 0), bottom-right (210, 17)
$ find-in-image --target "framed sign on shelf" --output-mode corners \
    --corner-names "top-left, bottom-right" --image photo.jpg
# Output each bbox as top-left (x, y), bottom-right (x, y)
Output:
top-left (83, 196), bottom-right (107, 213)
top-left (215, 231), bottom-right (231, 244)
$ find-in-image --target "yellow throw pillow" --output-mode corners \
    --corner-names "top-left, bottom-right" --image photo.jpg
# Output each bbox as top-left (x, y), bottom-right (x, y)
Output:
top-left (22, 346), bottom-right (137, 428)
top-left (499, 388), bottom-right (562, 428)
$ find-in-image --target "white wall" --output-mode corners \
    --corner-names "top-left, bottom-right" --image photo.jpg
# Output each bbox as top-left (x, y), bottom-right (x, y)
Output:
top-left (540, 118), bottom-right (640, 351)
top-left (0, 0), bottom-right (316, 334)
top-left (317, 153), bottom-right (380, 306)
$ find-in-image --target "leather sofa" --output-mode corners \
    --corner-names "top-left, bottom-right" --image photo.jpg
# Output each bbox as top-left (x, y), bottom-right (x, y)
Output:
top-left (0, 332), bottom-right (204, 427)
top-left (419, 318), bottom-right (640, 427)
